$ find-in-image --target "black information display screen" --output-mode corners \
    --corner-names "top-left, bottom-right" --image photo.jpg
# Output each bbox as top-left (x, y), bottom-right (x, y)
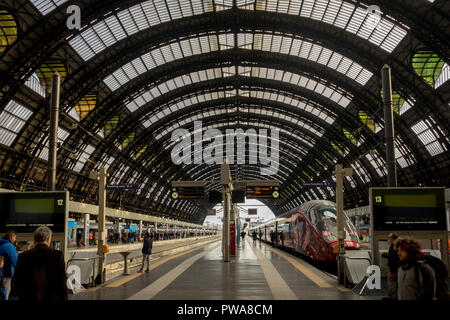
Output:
top-left (372, 188), bottom-right (446, 231)
top-left (246, 186), bottom-right (279, 199)
top-left (172, 187), bottom-right (204, 200)
top-left (0, 192), bottom-right (67, 233)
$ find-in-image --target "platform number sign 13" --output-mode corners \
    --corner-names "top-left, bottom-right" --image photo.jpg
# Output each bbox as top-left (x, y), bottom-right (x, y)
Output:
top-left (375, 196), bottom-right (382, 203)
top-left (57, 199), bottom-right (64, 206)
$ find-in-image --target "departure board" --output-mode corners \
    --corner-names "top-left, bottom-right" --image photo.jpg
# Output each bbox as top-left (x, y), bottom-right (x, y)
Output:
top-left (246, 186), bottom-right (280, 199)
top-left (171, 187), bottom-right (204, 199)
top-left (371, 188), bottom-right (446, 231)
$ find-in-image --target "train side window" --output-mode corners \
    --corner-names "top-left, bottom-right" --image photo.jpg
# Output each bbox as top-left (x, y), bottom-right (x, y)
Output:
top-left (309, 207), bottom-right (318, 225)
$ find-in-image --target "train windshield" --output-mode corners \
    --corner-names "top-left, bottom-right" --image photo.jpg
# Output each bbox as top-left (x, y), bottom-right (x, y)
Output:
top-left (309, 206), bottom-right (359, 242)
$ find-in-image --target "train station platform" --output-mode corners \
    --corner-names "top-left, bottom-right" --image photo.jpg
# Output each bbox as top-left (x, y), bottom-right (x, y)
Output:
top-left (70, 236), bottom-right (377, 300)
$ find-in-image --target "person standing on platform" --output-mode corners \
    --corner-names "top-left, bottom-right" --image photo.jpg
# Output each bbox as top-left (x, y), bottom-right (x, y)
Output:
top-left (259, 230), bottom-right (263, 242)
top-left (89, 231), bottom-right (93, 246)
top-left (11, 226), bottom-right (68, 301)
top-left (138, 232), bottom-right (153, 273)
top-left (252, 231), bottom-right (257, 245)
top-left (76, 230), bottom-right (83, 247)
top-left (0, 230), bottom-right (18, 300)
top-left (270, 230), bottom-right (275, 247)
top-left (395, 238), bottom-right (435, 300)
top-left (382, 233), bottom-right (400, 300)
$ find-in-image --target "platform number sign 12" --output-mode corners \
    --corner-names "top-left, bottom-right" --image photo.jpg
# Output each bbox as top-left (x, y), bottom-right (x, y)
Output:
top-left (57, 199), bottom-right (64, 206)
top-left (375, 196), bottom-right (382, 203)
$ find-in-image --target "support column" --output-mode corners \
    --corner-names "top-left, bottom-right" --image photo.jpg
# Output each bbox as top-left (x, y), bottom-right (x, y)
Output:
top-left (381, 65), bottom-right (398, 187)
top-left (335, 164), bottom-right (345, 285)
top-left (47, 72), bottom-right (60, 191)
top-left (97, 168), bottom-right (107, 283)
top-left (221, 159), bottom-right (232, 262)
top-left (223, 188), bottom-right (230, 262)
top-left (84, 213), bottom-right (90, 247)
top-left (139, 220), bottom-right (143, 240)
top-left (334, 164), bottom-right (353, 285)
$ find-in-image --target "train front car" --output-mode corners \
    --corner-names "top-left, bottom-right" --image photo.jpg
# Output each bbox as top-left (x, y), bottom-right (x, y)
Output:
top-left (291, 200), bottom-right (360, 262)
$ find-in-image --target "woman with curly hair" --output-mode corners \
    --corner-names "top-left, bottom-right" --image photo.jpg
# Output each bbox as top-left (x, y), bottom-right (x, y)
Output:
top-left (394, 238), bottom-right (435, 300)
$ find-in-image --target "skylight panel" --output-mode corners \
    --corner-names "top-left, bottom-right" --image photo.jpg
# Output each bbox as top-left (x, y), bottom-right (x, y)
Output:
top-left (82, 28), bottom-right (105, 54)
top-left (25, 73), bottom-right (46, 97)
top-left (130, 5), bottom-right (149, 31)
top-left (167, 0), bottom-right (182, 19)
top-left (93, 22), bottom-right (116, 48)
top-left (334, 1), bottom-right (353, 29)
top-left (0, 100), bottom-right (33, 146)
top-left (69, 36), bottom-right (95, 61)
top-left (411, 118), bottom-right (447, 156)
top-left (118, 10), bottom-right (139, 36)
top-left (322, 0), bottom-right (340, 24)
top-left (29, 0), bottom-right (68, 15)
top-left (300, 0), bottom-right (314, 18)
top-left (365, 151), bottom-right (386, 177)
top-left (311, 0), bottom-right (328, 21)
top-left (37, 127), bottom-right (70, 161)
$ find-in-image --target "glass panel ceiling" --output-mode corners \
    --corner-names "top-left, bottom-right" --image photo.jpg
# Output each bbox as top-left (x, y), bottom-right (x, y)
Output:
top-left (156, 106), bottom-right (324, 143)
top-left (123, 67), bottom-right (352, 119)
top-left (139, 88), bottom-right (336, 134)
top-left (103, 32), bottom-right (372, 91)
top-left (251, 0), bottom-right (409, 53)
top-left (68, 0), bottom-right (408, 62)
top-left (68, 0), bottom-right (220, 61)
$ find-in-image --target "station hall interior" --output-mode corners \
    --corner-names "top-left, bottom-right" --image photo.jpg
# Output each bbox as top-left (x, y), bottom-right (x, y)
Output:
top-left (0, 0), bottom-right (449, 302)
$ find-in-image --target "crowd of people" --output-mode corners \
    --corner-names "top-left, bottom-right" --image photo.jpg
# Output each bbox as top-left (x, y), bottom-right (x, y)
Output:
top-left (74, 229), bottom-right (212, 248)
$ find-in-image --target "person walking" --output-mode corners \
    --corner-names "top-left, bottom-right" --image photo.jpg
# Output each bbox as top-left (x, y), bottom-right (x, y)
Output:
top-left (382, 233), bottom-right (400, 300)
top-left (138, 232), bottom-right (153, 273)
top-left (259, 230), bottom-right (263, 242)
top-left (394, 238), bottom-right (435, 300)
top-left (0, 230), bottom-right (18, 300)
top-left (11, 226), bottom-right (68, 300)
top-left (252, 231), bottom-right (257, 245)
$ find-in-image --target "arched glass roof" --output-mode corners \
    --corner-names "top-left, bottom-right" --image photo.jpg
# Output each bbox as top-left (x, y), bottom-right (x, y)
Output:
top-left (0, 0), bottom-right (447, 222)
top-left (67, 0), bottom-right (409, 61)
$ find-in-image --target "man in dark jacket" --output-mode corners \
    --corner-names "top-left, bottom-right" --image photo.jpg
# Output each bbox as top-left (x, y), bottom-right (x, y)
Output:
top-left (381, 233), bottom-right (400, 300)
top-left (138, 232), bottom-right (153, 273)
top-left (11, 226), bottom-right (68, 301)
top-left (0, 230), bottom-right (18, 299)
top-left (394, 238), bottom-right (435, 300)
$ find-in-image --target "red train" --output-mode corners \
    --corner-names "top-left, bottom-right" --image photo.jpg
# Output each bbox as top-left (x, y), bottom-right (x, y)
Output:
top-left (248, 200), bottom-right (360, 261)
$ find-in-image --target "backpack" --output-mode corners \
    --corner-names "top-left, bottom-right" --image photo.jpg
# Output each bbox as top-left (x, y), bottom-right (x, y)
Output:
top-left (415, 255), bottom-right (449, 300)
